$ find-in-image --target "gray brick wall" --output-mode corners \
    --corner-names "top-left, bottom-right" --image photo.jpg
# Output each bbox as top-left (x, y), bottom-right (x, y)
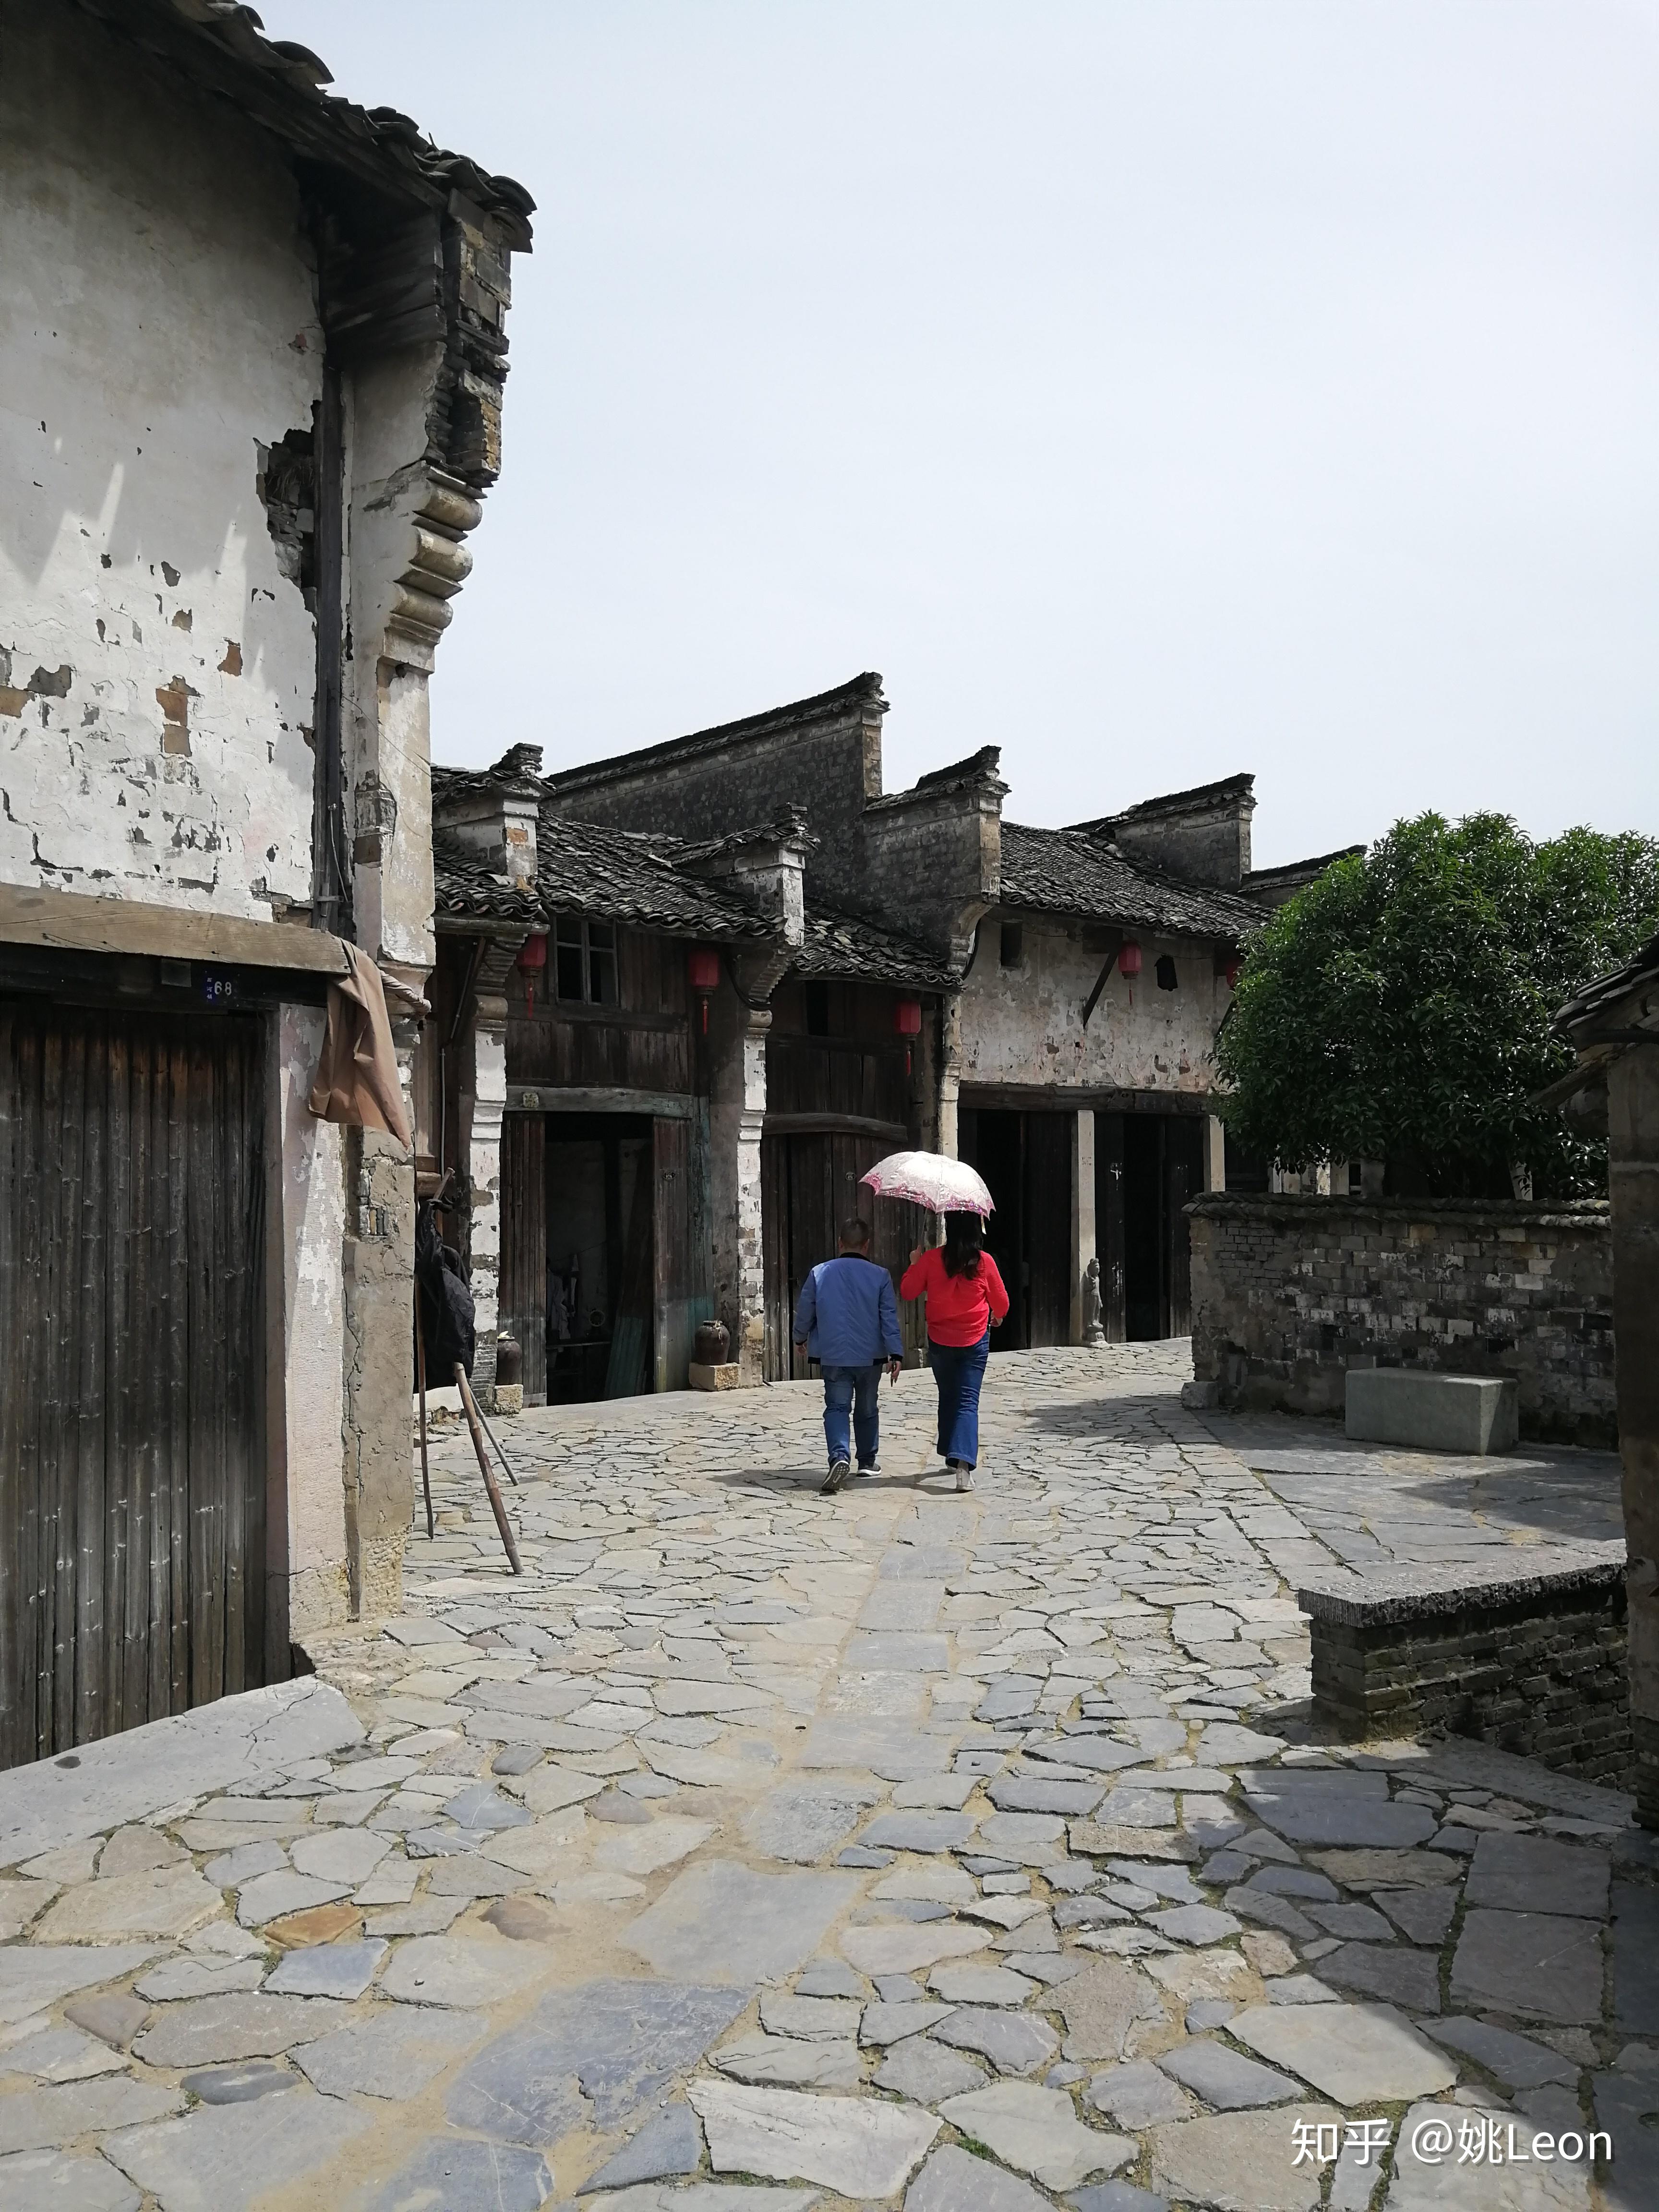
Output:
top-left (1308, 1585), bottom-right (1631, 1786)
top-left (1188, 1193), bottom-right (1614, 1446)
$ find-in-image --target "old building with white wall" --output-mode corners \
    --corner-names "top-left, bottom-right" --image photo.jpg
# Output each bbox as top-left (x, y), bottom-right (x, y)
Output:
top-left (0, 0), bottom-right (530, 1766)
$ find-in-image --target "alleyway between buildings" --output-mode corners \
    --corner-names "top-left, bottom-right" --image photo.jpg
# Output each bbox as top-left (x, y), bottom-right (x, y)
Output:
top-left (0, 1349), bottom-right (1652, 2212)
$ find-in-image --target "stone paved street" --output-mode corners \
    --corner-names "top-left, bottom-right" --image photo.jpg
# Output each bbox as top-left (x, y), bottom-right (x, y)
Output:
top-left (0, 1346), bottom-right (1654, 2212)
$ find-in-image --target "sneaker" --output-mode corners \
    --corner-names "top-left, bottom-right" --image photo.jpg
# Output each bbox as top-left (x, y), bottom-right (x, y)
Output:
top-left (856, 1461), bottom-right (878, 1479)
top-left (821, 1458), bottom-right (851, 1496)
top-left (954, 1463), bottom-right (974, 1492)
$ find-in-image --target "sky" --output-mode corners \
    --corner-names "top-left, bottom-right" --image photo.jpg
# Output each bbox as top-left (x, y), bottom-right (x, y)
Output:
top-left (267, 0), bottom-right (1659, 867)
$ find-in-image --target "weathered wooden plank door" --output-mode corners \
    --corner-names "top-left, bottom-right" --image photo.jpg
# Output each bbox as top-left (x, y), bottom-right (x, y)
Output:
top-left (1164, 1115), bottom-right (1202, 1338)
top-left (761, 1130), bottom-right (930, 1378)
top-left (760, 1134), bottom-right (791, 1383)
top-left (498, 1112), bottom-right (547, 1404)
top-left (651, 1114), bottom-right (711, 1392)
top-left (1095, 1113), bottom-right (1127, 1341)
top-left (0, 999), bottom-right (265, 1771)
top-left (1024, 1112), bottom-right (1073, 1348)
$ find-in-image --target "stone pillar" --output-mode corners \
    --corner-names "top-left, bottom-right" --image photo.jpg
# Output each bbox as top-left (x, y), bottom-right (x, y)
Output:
top-left (1202, 1115), bottom-right (1226, 1194)
top-left (1070, 1108), bottom-right (1097, 1343)
top-left (938, 993), bottom-right (963, 1160)
top-left (460, 943), bottom-right (519, 1408)
top-left (1608, 1045), bottom-right (1659, 1827)
top-left (340, 1124), bottom-right (415, 1621)
top-left (707, 972), bottom-right (772, 1386)
top-left (273, 1005), bottom-right (350, 1647)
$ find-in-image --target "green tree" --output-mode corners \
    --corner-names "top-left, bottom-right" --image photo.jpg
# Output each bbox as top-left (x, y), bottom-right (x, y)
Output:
top-left (1216, 813), bottom-right (1659, 1199)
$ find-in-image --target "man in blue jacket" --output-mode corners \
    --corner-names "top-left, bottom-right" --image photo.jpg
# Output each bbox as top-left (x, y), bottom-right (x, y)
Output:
top-left (793, 1216), bottom-right (904, 1497)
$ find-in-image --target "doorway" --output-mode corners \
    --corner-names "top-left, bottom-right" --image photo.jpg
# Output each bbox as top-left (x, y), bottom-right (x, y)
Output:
top-left (1098, 1111), bottom-right (1202, 1340)
top-left (0, 998), bottom-right (268, 1767)
top-left (957, 1108), bottom-right (1072, 1350)
top-left (761, 1130), bottom-right (928, 1381)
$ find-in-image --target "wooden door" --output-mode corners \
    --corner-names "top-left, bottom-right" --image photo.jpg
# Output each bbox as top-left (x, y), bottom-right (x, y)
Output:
top-left (499, 1112), bottom-right (547, 1403)
top-left (1023, 1113), bottom-right (1072, 1348)
top-left (761, 1130), bottom-right (928, 1379)
top-left (1096, 1113), bottom-right (1127, 1341)
top-left (962, 1110), bottom-right (1025, 1347)
top-left (1164, 1115), bottom-right (1202, 1338)
top-left (652, 1113), bottom-right (712, 1391)
top-left (0, 999), bottom-right (265, 1769)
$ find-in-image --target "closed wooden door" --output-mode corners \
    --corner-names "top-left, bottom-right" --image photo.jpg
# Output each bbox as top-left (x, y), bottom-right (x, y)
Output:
top-left (653, 1112), bottom-right (712, 1392)
top-left (499, 1112), bottom-right (547, 1403)
top-left (0, 999), bottom-right (265, 1770)
top-left (1023, 1113), bottom-right (1073, 1348)
top-left (1165, 1116), bottom-right (1202, 1338)
top-left (761, 1131), bottom-right (927, 1380)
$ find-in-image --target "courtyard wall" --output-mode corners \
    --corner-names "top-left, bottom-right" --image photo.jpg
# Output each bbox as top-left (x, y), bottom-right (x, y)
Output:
top-left (1187, 1192), bottom-right (1615, 1446)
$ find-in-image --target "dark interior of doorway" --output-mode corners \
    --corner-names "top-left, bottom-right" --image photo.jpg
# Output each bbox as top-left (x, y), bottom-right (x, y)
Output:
top-left (1103, 1111), bottom-right (1202, 1341)
top-left (544, 1113), bottom-right (654, 1403)
top-left (957, 1109), bottom-right (1070, 1351)
top-left (963, 1109), bottom-right (1025, 1348)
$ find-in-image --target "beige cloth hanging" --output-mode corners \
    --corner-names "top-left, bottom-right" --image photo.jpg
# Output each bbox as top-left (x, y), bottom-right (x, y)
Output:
top-left (308, 940), bottom-right (413, 1148)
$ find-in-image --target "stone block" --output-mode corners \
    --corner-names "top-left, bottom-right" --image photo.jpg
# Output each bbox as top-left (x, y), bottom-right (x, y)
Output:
top-left (689, 1362), bottom-right (741, 1390)
top-left (1345, 1367), bottom-right (1517, 1453)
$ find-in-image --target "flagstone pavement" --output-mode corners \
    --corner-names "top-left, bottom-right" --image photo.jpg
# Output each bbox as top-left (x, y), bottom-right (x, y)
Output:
top-left (1, 1344), bottom-right (1654, 2212)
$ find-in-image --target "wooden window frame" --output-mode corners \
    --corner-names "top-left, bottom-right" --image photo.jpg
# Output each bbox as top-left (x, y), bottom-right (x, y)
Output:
top-left (553, 915), bottom-right (620, 1008)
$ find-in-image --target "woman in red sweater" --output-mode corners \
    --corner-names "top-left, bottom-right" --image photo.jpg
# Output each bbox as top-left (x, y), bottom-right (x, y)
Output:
top-left (899, 1212), bottom-right (1010, 1491)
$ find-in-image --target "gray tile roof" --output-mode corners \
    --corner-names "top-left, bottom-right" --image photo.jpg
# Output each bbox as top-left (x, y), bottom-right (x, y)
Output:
top-left (534, 815), bottom-right (774, 940)
top-left (94, 0), bottom-right (533, 245)
top-left (794, 909), bottom-right (955, 991)
top-left (998, 821), bottom-right (1265, 941)
top-left (1553, 930), bottom-right (1659, 1037)
top-left (434, 795), bottom-right (950, 986)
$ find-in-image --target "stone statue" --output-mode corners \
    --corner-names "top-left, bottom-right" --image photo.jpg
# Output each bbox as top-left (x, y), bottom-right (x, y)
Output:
top-left (1082, 1255), bottom-right (1106, 1346)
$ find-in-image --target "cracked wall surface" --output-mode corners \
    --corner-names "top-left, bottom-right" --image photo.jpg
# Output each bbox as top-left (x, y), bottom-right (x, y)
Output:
top-left (959, 915), bottom-right (1227, 1094)
top-left (0, 5), bottom-right (321, 918)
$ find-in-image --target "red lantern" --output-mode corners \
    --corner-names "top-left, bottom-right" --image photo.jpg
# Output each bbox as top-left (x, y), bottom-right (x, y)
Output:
top-left (688, 947), bottom-right (720, 1033)
top-left (516, 929), bottom-right (547, 1015)
top-left (895, 997), bottom-right (923, 1075)
top-left (1118, 941), bottom-right (1142, 979)
top-left (1225, 957), bottom-right (1242, 990)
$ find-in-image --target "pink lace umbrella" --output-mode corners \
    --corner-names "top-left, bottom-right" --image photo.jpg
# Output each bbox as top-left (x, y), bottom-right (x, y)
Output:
top-left (859, 1150), bottom-right (994, 1218)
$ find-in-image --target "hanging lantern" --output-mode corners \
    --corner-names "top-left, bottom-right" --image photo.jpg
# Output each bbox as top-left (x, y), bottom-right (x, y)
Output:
top-left (895, 997), bottom-right (923, 1074)
top-left (688, 947), bottom-right (721, 1033)
top-left (1225, 957), bottom-right (1242, 990)
top-left (1118, 941), bottom-right (1142, 979)
top-left (516, 929), bottom-right (547, 1015)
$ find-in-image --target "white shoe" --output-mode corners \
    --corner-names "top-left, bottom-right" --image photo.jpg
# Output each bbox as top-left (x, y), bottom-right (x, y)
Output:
top-left (954, 1463), bottom-right (974, 1492)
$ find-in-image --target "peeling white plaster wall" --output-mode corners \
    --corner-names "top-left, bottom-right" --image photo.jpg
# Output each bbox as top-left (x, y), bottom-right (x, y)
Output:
top-left (959, 918), bottom-right (1228, 1093)
top-left (278, 1005), bottom-right (349, 1636)
top-left (0, 8), bottom-right (321, 917)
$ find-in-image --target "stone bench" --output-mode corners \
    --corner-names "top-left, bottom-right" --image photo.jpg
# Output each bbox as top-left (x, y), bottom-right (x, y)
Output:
top-left (1298, 1545), bottom-right (1631, 1788)
top-left (1346, 1368), bottom-right (1518, 1454)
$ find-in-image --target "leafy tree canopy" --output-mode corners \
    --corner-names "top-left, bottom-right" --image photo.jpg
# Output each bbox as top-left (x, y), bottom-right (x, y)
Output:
top-left (1215, 813), bottom-right (1659, 1199)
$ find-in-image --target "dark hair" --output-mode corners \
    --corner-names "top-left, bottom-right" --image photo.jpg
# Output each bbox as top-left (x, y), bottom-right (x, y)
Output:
top-left (840, 1215), bottom-right (871, 1250)
top-left (941, 1211), bottom-right (983, 1278)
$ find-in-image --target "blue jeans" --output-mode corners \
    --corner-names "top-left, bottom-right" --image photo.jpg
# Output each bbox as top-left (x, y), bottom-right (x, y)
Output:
top-left (929, 1334), bottom-right (989, 1465)
top-left (822, 1362), bottom-right (883, 1468)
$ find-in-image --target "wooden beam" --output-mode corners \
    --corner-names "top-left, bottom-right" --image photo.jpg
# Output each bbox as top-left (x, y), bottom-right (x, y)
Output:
top-left (0, 886), bottom-right (350, 976)
top-left (505, 1084), bottom-right (698, 1118)
top-left (762, 1113), bottom-right (910, 1142)
top-left (1080, 946), bottom-right (1120, 1028)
